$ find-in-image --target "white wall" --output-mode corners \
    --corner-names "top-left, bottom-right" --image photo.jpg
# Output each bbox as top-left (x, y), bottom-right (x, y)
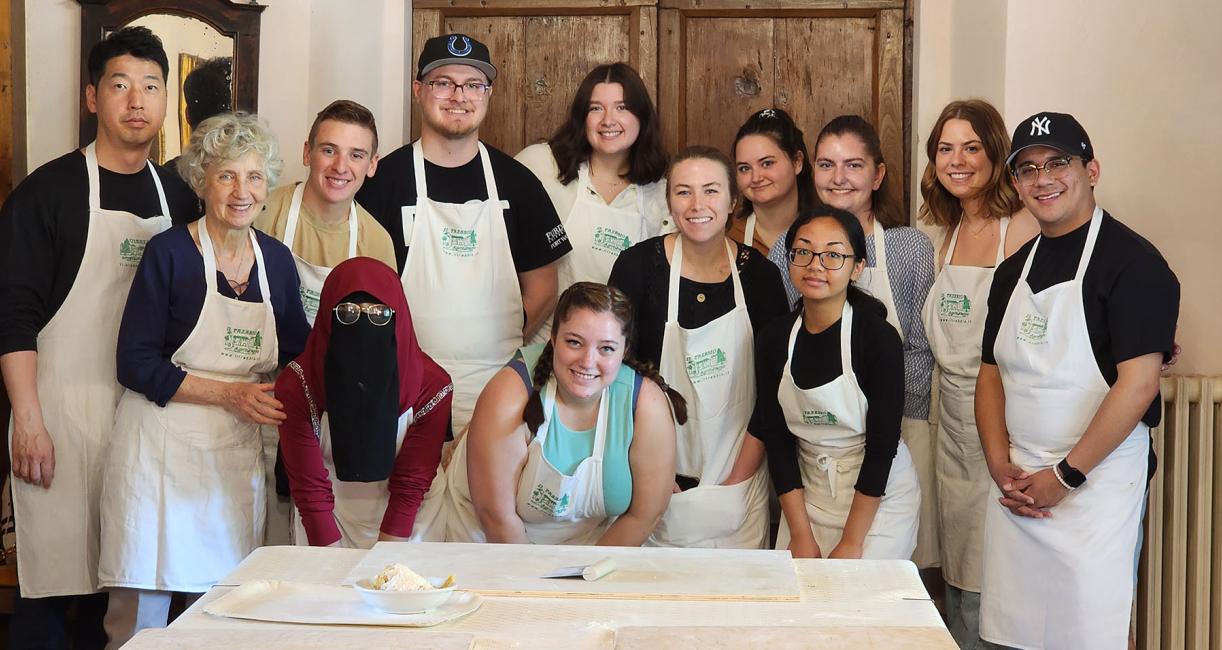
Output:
top-left (913, 0), bottom-right (1222, 375)
top-left (20, 0), bottom-right (411, 184)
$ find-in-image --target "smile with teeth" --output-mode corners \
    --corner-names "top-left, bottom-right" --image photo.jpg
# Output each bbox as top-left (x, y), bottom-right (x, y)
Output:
top-left (686, 215), bottom-right (713, 224)
top-left (325, 177), bottom-right (351, 188)
top-left (827, 188), bottom-right (854, 194)
top-left (571, 368), bottom-right (599, 381)
top-left (1035, 191), bottom-right (1062, 201)
top-left (949, 172), bottom-right (972, 180)
top-left (599, 129), bottom-right (623, 138)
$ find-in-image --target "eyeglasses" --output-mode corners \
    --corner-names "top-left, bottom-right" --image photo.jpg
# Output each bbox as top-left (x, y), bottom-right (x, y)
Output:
top-left (788, 248), bottom-right (856, 270)
top-left (333, 302), bottom-right (394, 326)
top-left (424, 79), bottom-right (492, 101)
top-left (1011, 155), bottom-right (1078, 185)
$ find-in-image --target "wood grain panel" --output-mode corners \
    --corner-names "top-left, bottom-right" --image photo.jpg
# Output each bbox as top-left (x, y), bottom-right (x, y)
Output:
top-left (660, 0), bottom-right (903, 9)
top-left (522, 15), bottom-right (630, 148)
top-left (633, 6), bottom-right (658, 103)
top-left (0, 0), bottom-right (12, 201)
top-left (656, 8), bottom-right (681, 154)
top-left (774, 17), bottom-right (873, 142)
top-left (418, 0), bottom-right (655, 7)
top-left (876, 8), bottom-right (905, 218)
top-left (443, 16), bottom-right (528, 153)
top-left (683, 17), bottom-right (774, 153)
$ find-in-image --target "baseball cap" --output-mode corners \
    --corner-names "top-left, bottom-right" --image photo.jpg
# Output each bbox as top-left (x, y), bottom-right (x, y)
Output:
top-left (1006, 112), bottom-right (1094, 169)
top-left (416, 34), bottom-right (496, 82)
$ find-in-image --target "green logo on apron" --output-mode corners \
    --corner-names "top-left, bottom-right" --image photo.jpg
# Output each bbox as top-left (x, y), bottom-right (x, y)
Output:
top-left (528, 484), bottom-right (570, 517)
top-left (685, 348), bottom-right (729, 383)
top-left (938, 292), bottom-right (972, 324)
top-left (802, 410), bottom-right (839, 426)
top-left (222, 326), bottom-right (264, 360)
top-left (118, 238), bottom-right (149, 267)
top-left (300, 287), bottom-right (320, 319)
top-left (440, 227), bottom-right (478, 257)
top-left (591, 226), bottom-right (632, 255)
top-left (1018, 313), bottom-right (1048, 344)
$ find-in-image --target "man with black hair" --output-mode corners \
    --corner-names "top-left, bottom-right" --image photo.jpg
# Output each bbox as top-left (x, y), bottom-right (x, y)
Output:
top-left (0, 26), bottom-right (199, 648)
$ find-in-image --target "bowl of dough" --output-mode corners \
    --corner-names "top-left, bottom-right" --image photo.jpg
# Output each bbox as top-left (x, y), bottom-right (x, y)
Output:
top-left (354, 563), bottom-right (456, 614)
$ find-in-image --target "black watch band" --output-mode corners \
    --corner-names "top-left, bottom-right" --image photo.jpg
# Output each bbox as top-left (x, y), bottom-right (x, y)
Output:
top-left (1057, 459), bottom-right (1087, 488)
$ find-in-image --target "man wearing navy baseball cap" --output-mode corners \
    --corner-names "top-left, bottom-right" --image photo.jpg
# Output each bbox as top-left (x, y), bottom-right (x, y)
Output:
top-left (356, 34), bottom-right (570, 522)
top-left (974, 111), bottom-right (1179, 648)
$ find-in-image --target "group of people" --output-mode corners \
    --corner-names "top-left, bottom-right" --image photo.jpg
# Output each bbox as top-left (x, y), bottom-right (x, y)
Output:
top-left (0, 25), bottom-right (1179, 650)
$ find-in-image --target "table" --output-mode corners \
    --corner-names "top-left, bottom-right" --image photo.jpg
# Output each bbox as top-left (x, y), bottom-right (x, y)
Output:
top-left (127, 544), bottom-right (954, 649)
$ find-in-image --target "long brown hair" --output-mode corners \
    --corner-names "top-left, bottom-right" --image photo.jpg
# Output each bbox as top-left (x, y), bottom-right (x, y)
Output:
top-left (523, 282), bottom-right (688, 431)
top-left (918, 99), bottom-right (1021, 228)
top-left (814, 115), bottom-right (906, 228)
top-left (548, 63), bottom-right (667, 186)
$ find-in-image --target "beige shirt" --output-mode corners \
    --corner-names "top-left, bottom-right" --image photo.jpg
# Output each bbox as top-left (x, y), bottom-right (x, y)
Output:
top-left (515, 142), bottom-right (672, 236)
top-left (256, 183), bottom-right (397, 271)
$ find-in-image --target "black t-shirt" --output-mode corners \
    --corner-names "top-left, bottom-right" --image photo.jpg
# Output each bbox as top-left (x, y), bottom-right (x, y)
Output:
top-left (981, 210), bottom-right (1179, 428)
top-left (0, 150), bottom-right (201, 354)
top-left (355, 142), bottom-right (571, 273)
top-left (750, 305), bottom-right (905, 498)
top-left (606, 236), bottom-right (790, 368)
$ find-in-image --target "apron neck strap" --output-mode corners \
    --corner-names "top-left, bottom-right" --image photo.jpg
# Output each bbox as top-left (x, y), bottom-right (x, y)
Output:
top-left (994, 216), bottom-right (1011, 266)
top-left (199, 219), bottom-right (274, 302)
top-left (665, 237), bottom-right (745, 324)
top-left (538, 378), bottom-right (612, 457)
top-left (412, 140), bottom-right (501, 209)
top-left (84, 141), bottom-right (171, 217)
top-left (284, 182), bottom-right (360, 258)
top-left (1018, 207), bottom-right (1102, 283)
top-left (744, 213), bottom-right (756, 247)
top-left (788, 301), bottom-right (854, 375)
top-left (869, 216), bottom-right (887, 269)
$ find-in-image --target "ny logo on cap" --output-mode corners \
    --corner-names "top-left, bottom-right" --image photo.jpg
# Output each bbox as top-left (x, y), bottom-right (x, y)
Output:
top-left (447, 35), bottom-right (473, 57)
top-left (1030, 116), bottom-right (1051, 137)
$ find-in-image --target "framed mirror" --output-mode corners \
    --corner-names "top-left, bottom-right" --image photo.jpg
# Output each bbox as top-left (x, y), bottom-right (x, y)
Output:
top-left (77, 0), bottom-right (265, 164)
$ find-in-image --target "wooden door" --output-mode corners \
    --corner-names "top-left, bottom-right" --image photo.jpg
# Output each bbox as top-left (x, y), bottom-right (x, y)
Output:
top-left (410, 0), bottom-right (658, 155)
top-left (658, 1), bottom-right (906, 212)
top-left (1, 0), bottom-right (13, 203)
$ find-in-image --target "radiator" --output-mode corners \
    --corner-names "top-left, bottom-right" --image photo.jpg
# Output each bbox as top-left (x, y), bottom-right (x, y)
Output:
top-left (1138, 376), bottom-right (1221, 650)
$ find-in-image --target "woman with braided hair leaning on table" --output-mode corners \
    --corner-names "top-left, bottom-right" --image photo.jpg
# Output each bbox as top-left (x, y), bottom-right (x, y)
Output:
top-left (443, 282), bottom-right (683, 545)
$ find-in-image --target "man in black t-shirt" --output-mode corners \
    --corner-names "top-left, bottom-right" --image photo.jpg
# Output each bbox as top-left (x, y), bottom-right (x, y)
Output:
top-left (0, 27), bottom-right (199, 648)
top-left (356, 34), bottom-right (570, 438)
top-left (975, 112), bottom-right (1178, 649)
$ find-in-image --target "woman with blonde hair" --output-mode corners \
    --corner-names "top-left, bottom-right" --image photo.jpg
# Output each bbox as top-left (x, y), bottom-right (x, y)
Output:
top-left (917, 98), bottom-right (1037, 648)
top-left (99, 112), bottom-right (309, 644)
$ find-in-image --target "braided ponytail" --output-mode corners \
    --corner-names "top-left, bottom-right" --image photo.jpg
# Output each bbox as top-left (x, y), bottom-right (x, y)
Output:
top-left (622, 358), bottom-right (689, 426)
top-left (522, 341), bottom-right (555, 432)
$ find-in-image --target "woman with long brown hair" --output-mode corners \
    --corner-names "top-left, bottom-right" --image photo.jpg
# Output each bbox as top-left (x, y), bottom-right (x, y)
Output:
top-left (917, 99), bottom-right (1037, 648)
top-left (443, 282), bottom-right (684, 545)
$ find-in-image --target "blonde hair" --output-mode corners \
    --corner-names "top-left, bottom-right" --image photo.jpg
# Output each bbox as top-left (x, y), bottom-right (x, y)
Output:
top-left (177, 111), bottom-right (283, 195)
top-left (918, 99), bottom-right (1021, 228)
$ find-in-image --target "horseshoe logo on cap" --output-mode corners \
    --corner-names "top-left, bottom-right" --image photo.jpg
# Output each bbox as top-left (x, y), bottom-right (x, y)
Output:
top-left (447, 36), bottom-right (473, 57)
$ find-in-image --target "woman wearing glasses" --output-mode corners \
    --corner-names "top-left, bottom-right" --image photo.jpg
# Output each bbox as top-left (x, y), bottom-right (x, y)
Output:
top-left (516, 63), bottom-right (670, 344)
top-left (99, 113), bottom-right (309, 638)
top-left (276, 257), bottom-right (453, 548)
top-left (608, 147), bottom-right (788, 548)
top-left (811, 115), bottom-right (939, 569)
top-left (916, 99), bottom-right (1038, 647)
top-left (751, 206), bottom-right (920, 560)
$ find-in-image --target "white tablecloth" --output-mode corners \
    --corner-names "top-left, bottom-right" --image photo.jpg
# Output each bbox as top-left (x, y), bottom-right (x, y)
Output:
top-left (140, 545), bottom-right (950, 649)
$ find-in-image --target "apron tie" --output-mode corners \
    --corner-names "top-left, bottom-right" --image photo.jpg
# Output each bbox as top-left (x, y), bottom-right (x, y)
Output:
top-left (814, 453), bottom-right (839, 501)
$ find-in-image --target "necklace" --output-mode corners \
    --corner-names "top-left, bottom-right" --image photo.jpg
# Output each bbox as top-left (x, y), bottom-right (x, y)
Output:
top-left (963, 216), bottom-right (992, 237)
top-left (215, 242), bottom-right (252, 295)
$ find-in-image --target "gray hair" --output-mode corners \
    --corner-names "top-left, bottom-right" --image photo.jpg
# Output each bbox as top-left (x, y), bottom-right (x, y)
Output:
top-left (177, 111), bottom-right (283, 194)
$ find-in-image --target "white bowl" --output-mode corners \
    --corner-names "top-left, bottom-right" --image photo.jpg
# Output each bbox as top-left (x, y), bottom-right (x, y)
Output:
top-left (353, 577), bottom-right (456, 614)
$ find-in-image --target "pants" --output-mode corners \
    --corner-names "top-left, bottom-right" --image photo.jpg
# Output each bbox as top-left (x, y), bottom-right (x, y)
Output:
top-left (946, 584), bottom-right (983, 650)
top-left (102, 588), bottom-right (200, 650)
top-left (9, 590), bottom-right (108, 650)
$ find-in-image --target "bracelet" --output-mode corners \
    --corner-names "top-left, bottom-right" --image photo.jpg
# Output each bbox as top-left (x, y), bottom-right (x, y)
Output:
top-left (1052, 463), bottom-right (1074, 490)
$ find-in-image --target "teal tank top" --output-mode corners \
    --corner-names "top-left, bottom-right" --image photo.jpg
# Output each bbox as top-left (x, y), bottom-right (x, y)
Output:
top-left (511, 344), bottom-right (640, 517)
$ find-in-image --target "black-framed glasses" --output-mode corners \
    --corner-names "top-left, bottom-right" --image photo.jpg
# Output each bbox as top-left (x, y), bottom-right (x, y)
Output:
top-left (1011, 155), bottom-right (1078, 185)
top-left (424, 79), bottom-right (492, 101)
top-left (788, 248), bottom-right (856, 270)
top-left (334, 302), bottom-right (395, 326)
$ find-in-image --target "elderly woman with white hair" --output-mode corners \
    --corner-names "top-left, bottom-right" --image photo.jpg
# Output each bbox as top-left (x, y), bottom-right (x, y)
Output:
top-left (97, 112), bottom-right (309, 645)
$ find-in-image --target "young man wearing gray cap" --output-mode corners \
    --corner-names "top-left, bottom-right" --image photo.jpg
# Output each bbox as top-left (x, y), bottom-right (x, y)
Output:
top-left (974, 112), bottom-right (1178, 648)
top-left (357, 34), bottom-right (570, 460)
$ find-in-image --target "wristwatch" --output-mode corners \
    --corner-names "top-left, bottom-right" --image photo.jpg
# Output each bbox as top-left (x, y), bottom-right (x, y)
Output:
top-left (1056, 458), bottom-right (1087, 489)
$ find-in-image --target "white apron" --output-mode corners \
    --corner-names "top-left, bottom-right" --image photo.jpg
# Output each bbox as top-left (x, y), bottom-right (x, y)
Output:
top-left (99, 222), bottom-right (277, 593)
top-left (281, 182), bottom-right (358, 326)
top-left (8, 143), bottom-right (170, 597)
top-left (647, 237), bottom-right (769, 549)
top-left (445, 379), bottom-right (614, 545)
top-left (920, 218), bottom-right (1008, 592)
top-left (773, 303), bottom-right (920, 559)
top-left (529, 164), bottom-right (648, 346)
top-left (980, 207), bottom-right (1147, 649)
top-left (857, 218), bottom-right (939, 568)
top-left (400, 141), bottom-right (523, 437)
top-left (288, 408), bottom-right (445, 546)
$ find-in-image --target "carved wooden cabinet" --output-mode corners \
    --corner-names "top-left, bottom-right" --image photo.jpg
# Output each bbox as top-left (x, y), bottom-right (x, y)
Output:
top-left (411, 0), bottom-right (908, 207)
